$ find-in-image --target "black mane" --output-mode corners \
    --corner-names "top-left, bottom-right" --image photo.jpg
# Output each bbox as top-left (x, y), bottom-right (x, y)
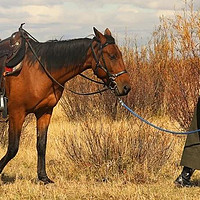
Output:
top-left (28, 38), bottom-right (92, 72)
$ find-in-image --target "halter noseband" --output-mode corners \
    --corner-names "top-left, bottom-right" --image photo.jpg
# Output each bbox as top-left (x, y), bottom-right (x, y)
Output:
top-left (91, 38), bottom-right (127, 90)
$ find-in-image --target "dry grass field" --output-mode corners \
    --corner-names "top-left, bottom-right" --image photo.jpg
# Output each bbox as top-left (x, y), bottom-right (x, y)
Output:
top-left (1, 1), bottom-right (200, 199)
top-left (0, 105), bottom-right (200, 199)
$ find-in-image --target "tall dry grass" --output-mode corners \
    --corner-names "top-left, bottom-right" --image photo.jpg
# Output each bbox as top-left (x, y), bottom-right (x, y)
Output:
top-left (60, 1), bottom-right (200, 129)
top-left (58, 118), bottom-right (175, 184)
top-left (124, 2), bottom-right (200, 129)
top-left (58, 0), bottom-right (200, 184)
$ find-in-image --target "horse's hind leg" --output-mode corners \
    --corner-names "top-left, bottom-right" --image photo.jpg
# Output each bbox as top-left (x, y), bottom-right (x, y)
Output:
top-left (35, 108), bottom-right (54, 184)
top-left (0, 110), bottom-right (25, 174)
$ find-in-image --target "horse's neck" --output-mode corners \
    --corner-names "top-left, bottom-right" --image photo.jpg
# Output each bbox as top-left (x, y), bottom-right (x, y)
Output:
top-left (55, 40), bottom-right (93, 83)
top-left (63, 64), bottom-right (87, 82)
top-left (62, 59), bottom-right (92, 84)
top-left (30, 39), bottom-right (93, 84)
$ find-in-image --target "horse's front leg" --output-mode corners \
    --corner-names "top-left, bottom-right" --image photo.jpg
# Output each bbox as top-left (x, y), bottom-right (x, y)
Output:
top-left (0, 109), bottom-right (25, 173)
top-left (35, 108), bottom-right (54, 184)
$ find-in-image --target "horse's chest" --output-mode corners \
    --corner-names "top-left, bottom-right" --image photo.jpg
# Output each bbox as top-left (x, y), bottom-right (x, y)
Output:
top-left (33, 90), bottom-right (63, 110)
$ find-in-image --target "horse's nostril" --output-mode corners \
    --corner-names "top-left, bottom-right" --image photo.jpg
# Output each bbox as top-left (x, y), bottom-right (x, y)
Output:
top-left (123, 85), bottom-right (131, 94)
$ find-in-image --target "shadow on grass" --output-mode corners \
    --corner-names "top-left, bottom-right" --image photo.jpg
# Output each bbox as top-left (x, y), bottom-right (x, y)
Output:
top-left (1, 173), bottom-right (16, 184)
top-left (192, 179), bottom-right (200, 187)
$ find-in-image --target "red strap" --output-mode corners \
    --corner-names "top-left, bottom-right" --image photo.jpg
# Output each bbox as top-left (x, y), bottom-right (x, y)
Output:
top-left (5, 67), bottom-right (13, 72)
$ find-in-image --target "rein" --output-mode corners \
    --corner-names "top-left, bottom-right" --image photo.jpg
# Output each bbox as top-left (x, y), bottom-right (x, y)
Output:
top-left (18, 24), bottom-right (129, 96)
top-left (27, 39), bottom-right (108, 95)
top-left (20, 26), bottom-right (109, 95)
top-left (118, 98), bottom-right (200, 135)
top-left (25, 39), bottom-right (66, 89)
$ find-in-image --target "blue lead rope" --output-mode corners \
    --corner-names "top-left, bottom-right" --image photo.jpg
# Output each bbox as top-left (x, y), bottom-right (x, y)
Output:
top-left (118, 98), bottom-right (200, 135)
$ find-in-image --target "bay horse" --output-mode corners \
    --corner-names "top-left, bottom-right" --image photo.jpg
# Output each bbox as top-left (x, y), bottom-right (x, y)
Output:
top-left (0, 27), bottom-right (131, 184)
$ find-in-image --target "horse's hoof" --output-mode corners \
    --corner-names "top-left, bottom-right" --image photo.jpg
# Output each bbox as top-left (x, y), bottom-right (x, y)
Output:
top-left (44, 179), bottom-right (54, 185)
top-left (39, 177), bottom-right (54, 185)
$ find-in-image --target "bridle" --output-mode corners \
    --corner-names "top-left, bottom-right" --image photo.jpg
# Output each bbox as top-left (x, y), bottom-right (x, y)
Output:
top-left (91, 38), bottom-right (127, 91)
top-left (19, 24), bottom-right (128, 95)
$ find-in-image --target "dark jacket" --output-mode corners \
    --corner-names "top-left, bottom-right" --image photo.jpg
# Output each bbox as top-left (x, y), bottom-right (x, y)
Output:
top-left (180, 97), bottom-right (200, 169)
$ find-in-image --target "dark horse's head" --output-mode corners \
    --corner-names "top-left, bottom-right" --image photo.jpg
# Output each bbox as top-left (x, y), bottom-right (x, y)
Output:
top-left (90, 28), bottom-right (131, 96)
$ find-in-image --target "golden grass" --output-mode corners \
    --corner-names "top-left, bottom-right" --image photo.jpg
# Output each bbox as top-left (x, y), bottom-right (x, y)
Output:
top-left (0, 105), bottom-right (200, 200)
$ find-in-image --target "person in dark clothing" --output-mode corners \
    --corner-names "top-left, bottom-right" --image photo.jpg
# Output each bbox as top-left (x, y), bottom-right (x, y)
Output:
top-left (174, 97), bottom-right (200, 187)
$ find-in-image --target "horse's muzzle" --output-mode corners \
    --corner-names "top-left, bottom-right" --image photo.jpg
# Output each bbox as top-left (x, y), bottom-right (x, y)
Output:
top-left (115, 83), bottom-right (131, 96)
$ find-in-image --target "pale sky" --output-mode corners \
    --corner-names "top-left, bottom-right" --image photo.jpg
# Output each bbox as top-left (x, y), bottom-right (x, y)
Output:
top-left (0, 0), bottom-right (199, 44)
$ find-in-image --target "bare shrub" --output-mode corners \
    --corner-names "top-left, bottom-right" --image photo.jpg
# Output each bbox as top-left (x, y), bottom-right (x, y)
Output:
top-left (125, 1), bottom-right (200, 128)
top-left (165, 60), bottom-right (199, 129)
top-left (161, 5), bottom-right (200, 129)
top-left (60, 119), bottom-right (174, 183)
top-left (60, 2), bottom-right (200, 128)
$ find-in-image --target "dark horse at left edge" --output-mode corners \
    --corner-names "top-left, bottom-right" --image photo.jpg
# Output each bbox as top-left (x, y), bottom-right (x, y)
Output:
top-left (0, 25), bottom-right (131, 184)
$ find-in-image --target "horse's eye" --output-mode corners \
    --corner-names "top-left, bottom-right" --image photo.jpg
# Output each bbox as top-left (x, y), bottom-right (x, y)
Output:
top-left (109, 54), bottom-right (117, 60)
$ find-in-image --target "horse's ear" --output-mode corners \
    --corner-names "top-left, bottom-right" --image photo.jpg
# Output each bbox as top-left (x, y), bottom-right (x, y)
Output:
top-left (93, 27), bottom-right (106, 44)
top-left (104, 28), bottom-right (111, 36)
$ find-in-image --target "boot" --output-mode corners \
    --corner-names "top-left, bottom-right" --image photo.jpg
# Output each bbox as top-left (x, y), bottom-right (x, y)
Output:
top-left (174, 166), bottom-right (194, 187)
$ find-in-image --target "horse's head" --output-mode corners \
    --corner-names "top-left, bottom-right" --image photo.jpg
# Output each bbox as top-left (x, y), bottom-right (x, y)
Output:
top-left (90, 27), bottom-right (131, 96)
